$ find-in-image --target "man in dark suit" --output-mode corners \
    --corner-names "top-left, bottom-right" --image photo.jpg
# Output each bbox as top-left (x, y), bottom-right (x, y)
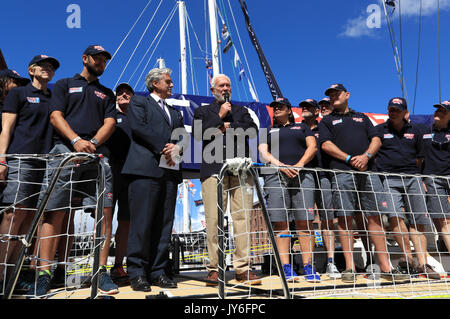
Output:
top-left (193, 74), bottom-right (261, 286)
top-left (122, 68), bottom-right (187, 291)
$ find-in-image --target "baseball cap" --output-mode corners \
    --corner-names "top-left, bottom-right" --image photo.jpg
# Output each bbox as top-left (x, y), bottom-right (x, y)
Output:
top-left (115, 83), bottom-right (134, 95)
top-left (0, 69), bottom-right (30, 85)
top-left (299, 98), bottom-right (319, 109)
top-left (28, 55), bottom-right (60, 70)
top-left (433, 100), bottom-right (450, 111)
top-left (318, 97), bottom-right (330, 105)
top-left (388, 97), bottom-right (407, 111)
top-left (324, 83), bottom-right (347, 96)
top-left (269, 97), bottom-right (291, 108)
top-left (83, 45), bottom-right (112, 59)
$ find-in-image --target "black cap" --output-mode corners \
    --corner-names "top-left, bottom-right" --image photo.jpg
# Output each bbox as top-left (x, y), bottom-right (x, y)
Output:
top-left (0, 69), bottom-right (30, 85)
top-left (299, 98), bottom-right (319, 109)
top-left (318, 97), bottom-right (330, 105)
top-left (28, 55), bottom-right (60, 70)
top-left (433, 100), bottom-right (450, 112)
top-left (115, 83), bottom-right (134, 95)
top-left (269, 97), bottom-right (291, 108)
top-left (324, 83), bottom-right (347, 96)
top-left (388, 97), bottom-right (408, 111)
top-left (83, 45), bottom-right (112, 59)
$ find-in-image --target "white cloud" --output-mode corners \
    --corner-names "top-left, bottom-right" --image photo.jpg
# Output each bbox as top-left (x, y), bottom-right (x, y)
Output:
top-left (339, 15), bottom-right (378, 38)
top-left (340, 0), bottom-right (450, 38)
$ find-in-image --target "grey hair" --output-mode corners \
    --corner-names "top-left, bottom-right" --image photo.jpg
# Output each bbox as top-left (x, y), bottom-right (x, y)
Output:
top-left (145, 67), bottom-right (172, 92)
top-left (210, 74), bottom-right (231, 89)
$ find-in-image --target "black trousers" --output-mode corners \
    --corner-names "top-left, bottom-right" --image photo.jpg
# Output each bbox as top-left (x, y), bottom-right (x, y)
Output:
top-left (126, 172), bottom-right (178, 281)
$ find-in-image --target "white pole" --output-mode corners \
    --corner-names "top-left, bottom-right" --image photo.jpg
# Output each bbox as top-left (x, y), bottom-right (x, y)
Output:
top-left (208, 0), bottom-right (220, 79)
top-left (178, 1), bottom-right (187, 94)
top-left (157, 58), bottom-right (166, 69)
top-left (182, 181), bottom-right (191, 233)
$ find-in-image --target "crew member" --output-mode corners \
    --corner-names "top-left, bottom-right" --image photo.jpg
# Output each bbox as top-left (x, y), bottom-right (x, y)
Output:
top-left (376, 97), bottom-right (439, 279)
top-left (318, 83), bottom-right (408, 283)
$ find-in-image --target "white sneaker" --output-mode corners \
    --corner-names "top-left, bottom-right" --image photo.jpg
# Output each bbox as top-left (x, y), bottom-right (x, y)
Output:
top-left (326, 263), bottom-right (341, 279)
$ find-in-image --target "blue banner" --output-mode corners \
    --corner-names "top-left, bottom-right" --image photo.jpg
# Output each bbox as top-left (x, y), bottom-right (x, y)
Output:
top-left (134, 92), bottom-right (434, 174)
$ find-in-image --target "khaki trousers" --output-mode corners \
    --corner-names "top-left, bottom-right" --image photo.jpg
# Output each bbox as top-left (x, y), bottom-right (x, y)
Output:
top-left (201, 175), bottom-right (254, 274)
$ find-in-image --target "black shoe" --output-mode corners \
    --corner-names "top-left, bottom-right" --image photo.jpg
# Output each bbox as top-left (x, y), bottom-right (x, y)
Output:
top-left (13, 270), bottom-right (34, 294)
top-left (27, 273), bottom-right (52, 299)
top-left (397, 260), bottom-right (420, 277)
top-left (151, 274), bottom-right (177, 289)
top-left (130, 276), bottom-right (151, 292)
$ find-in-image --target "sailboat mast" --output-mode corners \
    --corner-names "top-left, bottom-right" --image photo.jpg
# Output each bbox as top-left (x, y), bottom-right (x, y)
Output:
top-left (208, 0), bottom-right (220, 78)
top-left (178, 1), bottom-right (188, 94)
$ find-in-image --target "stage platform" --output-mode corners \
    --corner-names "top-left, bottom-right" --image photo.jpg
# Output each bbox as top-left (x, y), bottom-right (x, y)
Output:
top-left (15, 269), bottom-right (450, 300)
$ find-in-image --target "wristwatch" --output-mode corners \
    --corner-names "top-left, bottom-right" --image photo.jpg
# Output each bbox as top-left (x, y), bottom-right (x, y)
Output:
top-left (90, 138), bottom-right (99, 146)
top-left (365, 152), bottom-right (372, 159)
top-left (71, 136), bottom-right (81, 146)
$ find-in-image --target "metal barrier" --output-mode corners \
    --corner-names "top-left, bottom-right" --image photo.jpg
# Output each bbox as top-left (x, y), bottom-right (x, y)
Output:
top-left (0, 153), bottom-right (106, 299)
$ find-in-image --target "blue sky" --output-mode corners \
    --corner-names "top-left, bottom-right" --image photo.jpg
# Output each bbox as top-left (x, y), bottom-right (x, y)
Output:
top-left (1, 0), bottom-right (449, 116)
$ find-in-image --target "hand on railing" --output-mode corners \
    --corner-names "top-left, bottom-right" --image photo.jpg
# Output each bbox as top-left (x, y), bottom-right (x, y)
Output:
top-left (279, 165), bottom-right (299, 178)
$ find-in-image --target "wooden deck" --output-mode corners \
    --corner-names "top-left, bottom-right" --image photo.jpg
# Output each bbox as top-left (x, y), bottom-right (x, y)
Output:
top-left (25, 270), bottom-right (450, 299)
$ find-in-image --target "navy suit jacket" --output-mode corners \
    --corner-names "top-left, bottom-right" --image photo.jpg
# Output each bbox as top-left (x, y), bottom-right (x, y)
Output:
top-left (122, 94), bottom-right (186, 183)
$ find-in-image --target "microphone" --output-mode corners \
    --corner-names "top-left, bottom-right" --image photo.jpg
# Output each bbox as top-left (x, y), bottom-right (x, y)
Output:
top-left (223, 92), bottom-right (230, 103)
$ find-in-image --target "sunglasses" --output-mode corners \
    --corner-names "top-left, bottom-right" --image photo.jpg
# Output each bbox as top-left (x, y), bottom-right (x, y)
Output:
top-left (36, 62), bottom-right (55, 71)
top-left (273, 104), bottom-right (289, 110)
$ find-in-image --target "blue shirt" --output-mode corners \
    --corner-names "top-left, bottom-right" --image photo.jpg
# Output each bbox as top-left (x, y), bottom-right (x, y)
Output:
top-left (2, 83), bottom-right (53, 154)
top-left (264, 122), bottom-right (314, 166)
top-left (376, 120), bottom-right (424, 174)
top-left (50, 74), bottom-right (116, 147)
top-left (422, 125), bottom-right (450, 176)
top-left (318, 108), bottom-right (380, 171)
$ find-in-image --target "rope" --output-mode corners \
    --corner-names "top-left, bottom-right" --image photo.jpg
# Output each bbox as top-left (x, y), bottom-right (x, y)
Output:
top-left (127, 3), bottom-right (178, 87)
top-left (130, 3), bottom-right (178, 91)
top-left (226, 0), bottom-right (260, 101)
top-left (184, 9), bottom-right (198, 95)
top-left (382, 1), bottom-right (410, 107)
top-left (186, 11), bottom-right (208, 94)
top-left (214, 0), bottom-right (247, 100)
top-left (136, 6), bottom-right (179, 92)
top-left (399, 0), bottom-right (405, 96)
top-left (106, 0), bottom-right (153, 70)
top-left (225, 157), bottom-right (253, 180)
top-left (412, 0), bottom-right (423, 115)
top-left (204, 0), bottom-right (211, 95)
top-left (113, 0), bottom-right (165, 90)
top-left (437, 0), bottom-right (442, 102)
top-left (186, 11), bottom-right (210, 56)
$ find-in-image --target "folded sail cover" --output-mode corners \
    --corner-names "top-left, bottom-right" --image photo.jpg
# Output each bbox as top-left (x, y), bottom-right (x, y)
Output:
top-left (238, 0), bottom-right (283, 101)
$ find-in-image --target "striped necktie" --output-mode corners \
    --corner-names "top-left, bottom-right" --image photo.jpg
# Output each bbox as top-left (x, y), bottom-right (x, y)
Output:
top-left (159, 99), bottom-right (171, 125)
